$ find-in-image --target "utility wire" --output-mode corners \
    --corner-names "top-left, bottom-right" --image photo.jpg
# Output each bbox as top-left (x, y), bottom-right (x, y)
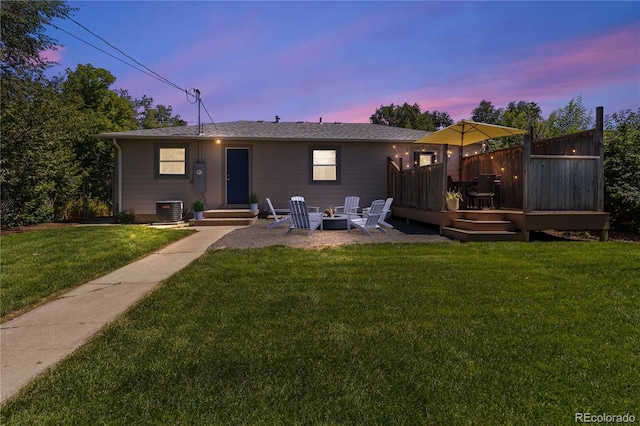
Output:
top-left (200, 100), bottom-right (218, 130)
top-left (51, 24), bottom-right (174, 88)
top-left (65, 16), bottom-right (191, 96)
top-left (52, 16), bottom-right (221, 127)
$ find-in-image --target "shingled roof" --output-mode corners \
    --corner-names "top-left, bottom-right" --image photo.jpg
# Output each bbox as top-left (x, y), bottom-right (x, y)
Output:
top-left (96, 121), bottom-right (431, 142)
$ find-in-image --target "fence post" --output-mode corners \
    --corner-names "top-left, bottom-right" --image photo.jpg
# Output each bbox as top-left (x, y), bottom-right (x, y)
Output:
top-left (399, 157), bottom-right (403, 206)
top-left (442, 144), bottom-right (449, 211)
top-left (595, 106), bottom-right (604, 212)
top-left (523, 127), bottom-right (532, 213)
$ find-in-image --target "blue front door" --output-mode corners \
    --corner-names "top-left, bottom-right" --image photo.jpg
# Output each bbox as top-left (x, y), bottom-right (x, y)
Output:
top-left (226, 148), bottom-right (249, 205)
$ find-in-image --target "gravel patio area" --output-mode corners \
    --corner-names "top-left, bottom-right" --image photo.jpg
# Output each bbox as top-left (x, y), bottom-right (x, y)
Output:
top-left (209, 218), bottom-right (453, 249)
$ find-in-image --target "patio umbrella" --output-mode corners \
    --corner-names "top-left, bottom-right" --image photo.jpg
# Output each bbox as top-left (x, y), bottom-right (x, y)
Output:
top-left (414, 120), bottom-right (527, 146)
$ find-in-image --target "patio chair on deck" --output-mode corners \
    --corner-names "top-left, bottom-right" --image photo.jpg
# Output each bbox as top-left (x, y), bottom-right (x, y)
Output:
top-left (266, 197), bottom-right (290, 229)
top-left (348, 199), bottom-right (387, 236)
top-left (447, 176), bottom-right (459, 192)
top-left (335, 196), bottom-right (360, 216)
top-left (290, 196), bottom-right (320, 212)
top-left (467, 174), bottom-right (496, 209)
top-left (286, 199), bottom-right (323, 236)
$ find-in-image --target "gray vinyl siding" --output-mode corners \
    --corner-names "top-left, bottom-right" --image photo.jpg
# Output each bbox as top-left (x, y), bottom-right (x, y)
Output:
top-left (250, 140), bottom-right (399, 212)
top-left (117, 136), bottom-right (454, 218)
top-left (120, 138), bottom-right (223, 215)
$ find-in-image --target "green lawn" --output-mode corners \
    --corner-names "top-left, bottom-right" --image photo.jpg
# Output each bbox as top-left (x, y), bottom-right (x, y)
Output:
top-left (0, 225), bottom-right (195, 320)
top-left (2, 242), bottom-right (639, 424)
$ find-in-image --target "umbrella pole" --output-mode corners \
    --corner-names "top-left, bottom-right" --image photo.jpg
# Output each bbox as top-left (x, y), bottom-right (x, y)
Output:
top-left (458, 129), bottom-right (465, 180)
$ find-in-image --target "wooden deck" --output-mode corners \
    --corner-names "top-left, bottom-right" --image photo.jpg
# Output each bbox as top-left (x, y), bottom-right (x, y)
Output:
top-left (388, 108), bottom-right (610, 242)
top-left (393, 206), bottom-right (610, 242)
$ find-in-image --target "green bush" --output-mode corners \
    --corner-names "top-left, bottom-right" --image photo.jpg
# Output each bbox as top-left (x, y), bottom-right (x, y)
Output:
top-left (59, 197), bottom-right (111, 222)
top-left (113, 210), bottom-right (136, 224)
top-left (604, 109), bottom-right (640, 232)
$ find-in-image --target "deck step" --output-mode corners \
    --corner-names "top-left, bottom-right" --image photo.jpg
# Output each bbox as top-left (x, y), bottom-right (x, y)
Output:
top-left (452, 219), bottom-right (514, 232)
top-left (441, 227), bottom-right (528, 242)
top-left (461, 210), bottom-right (507, 221)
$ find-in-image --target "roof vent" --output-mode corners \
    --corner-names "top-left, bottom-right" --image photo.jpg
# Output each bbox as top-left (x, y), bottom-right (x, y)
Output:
top-left (275, 115), bottom-right (280, 123)
top-left (319, 117), bottom-right (322, 124)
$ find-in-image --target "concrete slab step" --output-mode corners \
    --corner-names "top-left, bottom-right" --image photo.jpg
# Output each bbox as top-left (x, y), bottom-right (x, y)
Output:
top-left (204, 209), bottom-right (258, 219)
top-left (194, 217), bottom-right (256, 226)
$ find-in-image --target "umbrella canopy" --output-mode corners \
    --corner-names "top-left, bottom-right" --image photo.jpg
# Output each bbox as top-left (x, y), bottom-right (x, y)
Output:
top-left (415, 120), bottom-right (527, 146)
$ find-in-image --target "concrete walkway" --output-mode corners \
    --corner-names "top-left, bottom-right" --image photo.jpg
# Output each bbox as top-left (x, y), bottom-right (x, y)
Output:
top-left (1, 226), bottom-right (241, 403)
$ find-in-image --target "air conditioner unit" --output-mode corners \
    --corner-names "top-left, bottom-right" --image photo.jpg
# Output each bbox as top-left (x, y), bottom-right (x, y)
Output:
top-left (156, 200), bottom-right (183, 222)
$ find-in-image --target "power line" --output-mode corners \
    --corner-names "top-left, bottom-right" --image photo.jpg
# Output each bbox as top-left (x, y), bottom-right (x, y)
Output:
top-left (65, 16), bottom-right (188, 95)
top-left (52, 16), bottom-right (218, 126)
top-left (51, 24), bottom-right (177, 90)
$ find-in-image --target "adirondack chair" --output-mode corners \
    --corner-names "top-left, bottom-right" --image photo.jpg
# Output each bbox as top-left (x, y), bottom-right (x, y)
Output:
top-left (348, 199), bottom-right (387, 236)
top-left (266, 197), bottom-right (290, 229)
top-left (286, 199), bottom-right (323, 236)
top-left (378, 197), bottom-right (394, 228)
top-left (290, 196), bottom-right (320, 212)
top-left (335, 196), bottom-right (360, 216)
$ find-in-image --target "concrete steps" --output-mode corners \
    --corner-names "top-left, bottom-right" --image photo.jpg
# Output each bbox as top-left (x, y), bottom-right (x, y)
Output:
top-left (193, 209), bottom-right (258, 226)
top-left (441, 210), bottom-right (528, 242)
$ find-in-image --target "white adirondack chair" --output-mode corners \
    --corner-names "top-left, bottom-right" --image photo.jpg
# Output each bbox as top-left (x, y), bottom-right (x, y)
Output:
top-left (348, 199), bottom-right (387, 236)
top-left (335, 196), bottom-right (360, 216)
top-left (266, 197), bottom-right (290, 229)
top-left (290, 196), bottom-right (320, 212)
top-left (286, 199), bottom-right (323, 236)
top-left (378, 197), bottom-right (394, 228)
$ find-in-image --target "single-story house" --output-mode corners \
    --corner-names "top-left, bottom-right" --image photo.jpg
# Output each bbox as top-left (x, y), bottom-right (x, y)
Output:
top-left (97, 120), bottom-right (468, 223)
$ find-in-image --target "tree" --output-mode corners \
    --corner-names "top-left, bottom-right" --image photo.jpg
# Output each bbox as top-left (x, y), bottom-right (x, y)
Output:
top-left (61, 64), bottom-right (138, 201)
top-left (0, 0), bottom-right (73, 76)
top-left (603, 109), bottom-right (640, 231)
top-left (130, 94), bottom-right (187, 129)
top-left (545, 96), bottom-right (594, 138)
top-left (370, 103), bottom-right (452, 131)
top-left (1, 2), bottom-right (189, 228)
top-left (1, 0), bottom-right (79, 228)
top-left (427, 110), bottom-right (454, 130)
top-left (471, 100), bottom-right (502, 124)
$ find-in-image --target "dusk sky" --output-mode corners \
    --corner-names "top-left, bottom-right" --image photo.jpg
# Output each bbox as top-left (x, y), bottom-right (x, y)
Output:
top-left (45, 1), bottom-right (640, 126)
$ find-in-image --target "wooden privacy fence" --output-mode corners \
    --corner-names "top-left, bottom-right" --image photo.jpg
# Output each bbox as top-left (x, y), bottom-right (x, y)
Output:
top-left (387, 158), bottom-right (445, 210)
top-left (523, 111), bottom-right (604, 212)
top-left (389, 107), bottom-right (605, 214)
top-left (462, 146), bottom-right (524, 209)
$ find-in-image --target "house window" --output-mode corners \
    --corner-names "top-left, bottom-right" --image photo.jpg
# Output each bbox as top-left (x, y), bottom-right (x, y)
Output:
top-left (156, 144), bottom-right (189, 177)
top-left (415, 151), bottom-right (435, 167)
top-left (310, 147), bottom-right (340, 183)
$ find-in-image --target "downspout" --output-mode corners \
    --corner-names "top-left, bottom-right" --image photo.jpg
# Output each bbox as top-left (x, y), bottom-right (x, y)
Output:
top-left (112, 138), bottom-right (123, 212)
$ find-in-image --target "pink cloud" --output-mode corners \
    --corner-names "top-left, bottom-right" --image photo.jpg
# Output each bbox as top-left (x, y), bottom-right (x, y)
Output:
top-left (39, 46), bottom-right (65, 63)
top-left (401, 23), bottom-right (640, 121)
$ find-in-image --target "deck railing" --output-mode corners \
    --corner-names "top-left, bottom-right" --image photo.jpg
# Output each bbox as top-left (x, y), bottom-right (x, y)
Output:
top-left (387, 158), bottom-right (446, 210)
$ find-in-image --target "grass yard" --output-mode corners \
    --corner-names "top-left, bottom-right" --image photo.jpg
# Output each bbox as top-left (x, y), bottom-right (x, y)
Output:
top-left (0, 225), bottom-right (195, 320)
top-left (1, 242), bottom-right (639, 424)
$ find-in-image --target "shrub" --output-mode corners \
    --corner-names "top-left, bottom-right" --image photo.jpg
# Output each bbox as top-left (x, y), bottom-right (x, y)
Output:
top-left (604, 109), bottom-right (640, 232)
top-left (59, 197), bottom-right (111, 222)
top-left (113, 210), bottom-right (136, 224)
